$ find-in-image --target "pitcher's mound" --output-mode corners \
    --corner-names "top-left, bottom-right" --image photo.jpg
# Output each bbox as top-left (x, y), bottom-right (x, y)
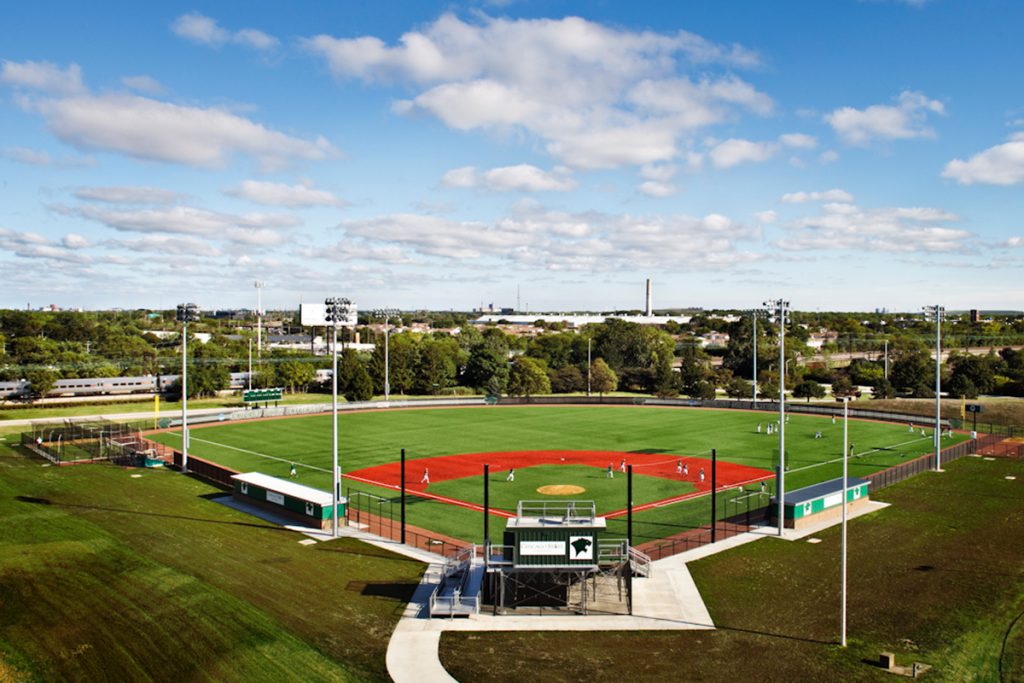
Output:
top-left (537, 484), bottom-right (585, 495)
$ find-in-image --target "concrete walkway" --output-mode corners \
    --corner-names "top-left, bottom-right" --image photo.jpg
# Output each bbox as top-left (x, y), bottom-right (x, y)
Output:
top-left (211, 491), bottom-right (890, 682)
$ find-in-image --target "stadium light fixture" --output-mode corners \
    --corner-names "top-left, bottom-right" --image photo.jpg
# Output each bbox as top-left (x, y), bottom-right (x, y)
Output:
top-left (922, 305), bottom-right (945, 471)
top-left (763, 299), bottom-right (790, 537)
top-left (325, 296), bottom-right (353, 537)
top-left (372, 308), bottom-right (400, 403)
top-left (175, 303), bottom-right (200, 474)
top-left (840, 395), bottom-right (851, 647)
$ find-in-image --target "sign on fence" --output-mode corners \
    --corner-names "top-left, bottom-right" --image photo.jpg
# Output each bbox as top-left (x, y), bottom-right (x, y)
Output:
top-left (243, 388), bottom-right (283, 403)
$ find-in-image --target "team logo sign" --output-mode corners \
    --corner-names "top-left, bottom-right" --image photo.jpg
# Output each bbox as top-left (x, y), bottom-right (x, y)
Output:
top-left (568, 535), bottom-right (594, 561)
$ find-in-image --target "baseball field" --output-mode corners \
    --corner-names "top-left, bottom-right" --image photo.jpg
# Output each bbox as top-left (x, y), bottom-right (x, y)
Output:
top-left (148, 405), bottom-right (965, 545)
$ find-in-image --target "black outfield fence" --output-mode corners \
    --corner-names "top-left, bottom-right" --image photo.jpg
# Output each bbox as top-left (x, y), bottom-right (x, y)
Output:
top-left (346, 489), bottom-right (470, 559)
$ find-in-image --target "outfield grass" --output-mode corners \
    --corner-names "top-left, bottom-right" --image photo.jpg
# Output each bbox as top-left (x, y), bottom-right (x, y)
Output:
top-left (147, 406), bottom-right (966, 544)
top-left (0, 438), bottom-right (423, 681)
top-left (428, 464), bottom-right (696, 515)
top-left (439, 455), bottom-right (1024, 682)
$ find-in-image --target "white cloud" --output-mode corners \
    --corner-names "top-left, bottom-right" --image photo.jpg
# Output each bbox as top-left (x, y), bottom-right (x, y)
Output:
top-left (61, 233), bottom-right (91, 249)
top-left (779, 133), bottom-right (817, 149)
top-left (305, 13), bottom-right (767, 170)
top-left (637, 163), bottom-right (678, 197)
top-left (826, 90), bottom-right (945, 146)
top-left (442, 166), bottom-right (479, 188)
top-left (755, 210), bottom-right (777, 224)
top-left (171, 13), bottom-right (228, 45)
top-left (442, 164), bottom-right (575, 191)
top-left (171, 12), bottom-right (278, 50)
top-left (942, 135), bottom-right (1024, 186)
top-left (709, 138), bottom-right (779, 169)
top-left (781, 189), bottom-right (855, 204)
top-left (0, 227), bottom-right (92, 263)
top-left (340, 205), bottom-right (760, 271)
top-left (121, 75), bottom-right (165, 95)
top-left (27, 91), bottom-right (336, 169)
top-left (5, 147), bottom-right (51, 166)
top-left (104, 235), bottom-right (223, 257)
top-left (60, 203), bottom-right (300, 246)
top-left (73, 186), bottom-right (187, 204)
top-left (776, 201), bottom-right (971, 252)
top-left (819, 149), bottom-right (839, 164)
top-left (225, 180), bottom-right (347, 207)
top-left (234, 28), bottom-right (279, 51)
top-left (0, 60), bottom-right (84, 95)
top-left (1004, 236), bottom-right (1023, 247)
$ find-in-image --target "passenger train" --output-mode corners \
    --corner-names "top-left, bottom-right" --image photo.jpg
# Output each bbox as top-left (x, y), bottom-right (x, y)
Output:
top-left (0, 372), bottom-right (245, 399)
top-left (0, 368), bottom-right (334, 400)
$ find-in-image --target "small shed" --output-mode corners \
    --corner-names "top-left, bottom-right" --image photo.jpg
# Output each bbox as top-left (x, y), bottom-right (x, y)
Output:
top-left (231, 472), bottom-right (344, 530)
top-left (772, 477), bottom-right (870, 529)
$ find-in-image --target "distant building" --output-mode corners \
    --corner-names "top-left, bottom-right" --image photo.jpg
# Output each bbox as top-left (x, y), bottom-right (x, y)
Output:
top-left (970, 309), bottom-right (981, 323)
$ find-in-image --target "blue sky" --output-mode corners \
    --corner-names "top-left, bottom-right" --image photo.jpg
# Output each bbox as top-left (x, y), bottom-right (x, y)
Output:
top-left (1, 1), bottom-right (1022, 313)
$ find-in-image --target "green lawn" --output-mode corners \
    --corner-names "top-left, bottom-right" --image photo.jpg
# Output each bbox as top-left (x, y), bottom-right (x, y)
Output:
top-left (439, 455), bottom-right (1024, 682)
top-left (0, 437), bottom-right (423, 682)
top-left (427, 464), bottom-right (696, 515)
top-left (145, 406), bottom-right (965, 544)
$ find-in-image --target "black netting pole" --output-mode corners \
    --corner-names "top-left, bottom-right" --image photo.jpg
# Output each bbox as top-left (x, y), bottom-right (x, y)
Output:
top-left (484, 464), bottom-right (490, 547)
top-left (400, 448), bottom-right (406, 544)
top-left (711, 449), bottom-right (717, 543)
top-left (627, 465), bottom-right (633, 548)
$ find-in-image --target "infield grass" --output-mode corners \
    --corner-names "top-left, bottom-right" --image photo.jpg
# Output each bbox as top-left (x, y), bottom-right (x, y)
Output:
top-left (428, 464), bottom-right (696, 515)
top-left (147, 406), bottom-right (967, 544)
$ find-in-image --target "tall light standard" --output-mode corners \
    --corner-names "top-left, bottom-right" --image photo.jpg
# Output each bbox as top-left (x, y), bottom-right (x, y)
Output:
top-left (923, 305), bottom-right (945, 471)
top-left (325, 297), bottom-right (353, 537)
top-left (254, 281), bottom-right (265, 364)
top-left (373, 308), bottom-right (400, 403)
top-left (764, 299), bottom-right (790, 536)
top-left (176, 303), bottom-right (199, 474)
top-left (840, 395), bottom-right (851, 647)
top-left (747, 309), bottom-right (761, 405)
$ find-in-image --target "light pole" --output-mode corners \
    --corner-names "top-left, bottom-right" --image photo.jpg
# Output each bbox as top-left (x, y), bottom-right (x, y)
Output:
top-left (587, 337), bottom-right (592, 396)
top-left (923, 305), bottom-right (945, 471)
top-left (254, 281), bottom-right (264, 363)
top-left (325, 297), bottom-right (353, 537)
top-left (764, 299), bottom-right (790, 536)
top-left (176, 303), bottom-right (199, 474)
top-left (841, 395), bottom-right (851, 647)
top-left (747, 309), bottom-right (760, 405)
top-left (373, 308), bottom-right (400, 403)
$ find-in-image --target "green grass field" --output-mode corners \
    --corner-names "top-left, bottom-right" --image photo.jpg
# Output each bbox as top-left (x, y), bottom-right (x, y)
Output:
top-left (0, 429), bottom-right (423, 681)
top-left (148, 406), bottom-right (967, 544)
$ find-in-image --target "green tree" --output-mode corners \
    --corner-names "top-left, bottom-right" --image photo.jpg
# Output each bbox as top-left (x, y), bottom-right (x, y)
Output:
top-left (23, 368), bottom-right (58, 399)
top-left (415, 338), bottom-right (458, 394)
top-left (507, 357), bottom-right (551, 398)
top-left (725, 377), bottom-right (752, 399)
top-left (549, 365), bottom-right (584, 393)
top-left (276, 360), bottom-right (315, 393)
top-left (464, 345), bottom-right (509, 393)
top-left (793, 380), bottom-right (826, 402)
top-left (338, 349), bottom-right (373, 402)
top-left (686, 380), bottom-right (716, 400)
top-left (590, 358), bottom-right (617, 396)
top-left (870, 378), bottom-right (896, 399)
top-left (831, 375), bottom-right (855, 398)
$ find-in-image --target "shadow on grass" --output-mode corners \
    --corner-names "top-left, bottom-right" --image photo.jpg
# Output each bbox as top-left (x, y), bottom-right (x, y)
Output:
top-left (713, 622), bottom-right (835, 646)
top-left (345, 580), bottom-right (419, 602)
top-left (14, 495), bottom-right (290, 532)
top-left (627, 448), bottom-right (672, 454)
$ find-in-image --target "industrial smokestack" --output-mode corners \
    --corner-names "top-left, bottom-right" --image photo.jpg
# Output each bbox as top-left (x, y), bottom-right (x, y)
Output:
top-left (645, 278), bottom-right (653, 316)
